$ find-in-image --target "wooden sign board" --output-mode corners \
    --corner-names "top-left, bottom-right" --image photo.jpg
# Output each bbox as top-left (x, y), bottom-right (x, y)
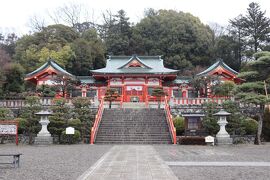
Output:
top-left (0, 121), bottom-right (19, 145)
top-left (66, 127), bottom-right (75, 135)
top-left (0, 125), bottom-right (17, 135)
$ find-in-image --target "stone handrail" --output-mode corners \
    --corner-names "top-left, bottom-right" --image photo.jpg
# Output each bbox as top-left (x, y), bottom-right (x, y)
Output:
top-left (90, 97), bottom-right (104, 144)
top-left (164, 96), bottom-right (177, 144)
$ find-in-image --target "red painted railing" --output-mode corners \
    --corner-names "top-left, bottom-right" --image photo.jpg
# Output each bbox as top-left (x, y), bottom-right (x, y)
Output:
top-left (120, 95), bottom-right (123, 108)
top-left (145, 96), bottom-right (149, 108)
top-left (164, 96), bottom-right (177, 144)
top-left (90, 97), bottom-right (104, 144)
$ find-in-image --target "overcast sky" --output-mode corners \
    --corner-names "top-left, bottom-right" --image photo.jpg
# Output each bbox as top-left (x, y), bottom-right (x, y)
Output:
top-left (1, 0), bottom-right (270, 35)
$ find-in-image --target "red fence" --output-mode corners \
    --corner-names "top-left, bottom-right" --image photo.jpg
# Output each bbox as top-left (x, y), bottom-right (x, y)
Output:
top-left (90, 98), bottom-right (104, 144)
top-left (164, 97), bottom-right (177, 144)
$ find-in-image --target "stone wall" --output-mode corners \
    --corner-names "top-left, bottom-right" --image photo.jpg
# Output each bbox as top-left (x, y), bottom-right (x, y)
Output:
top-left (231, 135), bottom-right (255, 144)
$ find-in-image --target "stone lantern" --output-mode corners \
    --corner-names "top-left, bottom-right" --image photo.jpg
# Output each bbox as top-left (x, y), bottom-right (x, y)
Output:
top-left (34, 110), bottom-right (53, 145)
top-left (213, 109), bottom-right (233, 145)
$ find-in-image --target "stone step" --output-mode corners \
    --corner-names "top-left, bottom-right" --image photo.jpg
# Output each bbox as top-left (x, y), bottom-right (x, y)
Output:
top-left (95, 141), bottom-right (172, 144)
top-left (96, 136), bottom-right (170, 141)
top-left (95, 108), bottom-right (171, 144)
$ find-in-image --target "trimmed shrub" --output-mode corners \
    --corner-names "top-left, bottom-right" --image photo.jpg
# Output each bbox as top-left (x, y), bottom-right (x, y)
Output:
top-left (173, 116), bottom-right (185, 136)
top-left (72, 97), bottom-right (91, 108)
top-left (61, 130), bottom-right (81, 144)
top-left (243, 118), bottom-right (258, 135)
top-left (178, 136), bottom-right (206, 145)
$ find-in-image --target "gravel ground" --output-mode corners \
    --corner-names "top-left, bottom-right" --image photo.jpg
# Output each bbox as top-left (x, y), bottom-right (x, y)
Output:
top-left (170, 166), bottom-right (270, 180)
top-left (154, 144), bottom-right (270, 162)
top-left (0, 144), bottom-right (112, 180)
top-left (1, 144), bottom-right (270, 180)
top-left (154, 144), bottom-right (270, 180)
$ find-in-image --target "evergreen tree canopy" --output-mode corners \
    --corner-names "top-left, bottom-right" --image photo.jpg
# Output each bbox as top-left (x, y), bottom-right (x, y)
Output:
top-left (131, 10), bottom-right (214, 70)
top-left (235, 51), bottom-right (270, 144)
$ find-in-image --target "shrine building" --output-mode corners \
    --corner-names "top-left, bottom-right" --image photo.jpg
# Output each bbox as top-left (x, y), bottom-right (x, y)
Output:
top-left (25, 55), bottom-right (241, 104)
top-left (24, 55), bottom-right (242, 135)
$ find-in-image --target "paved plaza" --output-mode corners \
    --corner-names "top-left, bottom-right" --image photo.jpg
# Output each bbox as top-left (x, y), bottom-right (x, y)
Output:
top-left (1, 144), bottom-right (270, 180)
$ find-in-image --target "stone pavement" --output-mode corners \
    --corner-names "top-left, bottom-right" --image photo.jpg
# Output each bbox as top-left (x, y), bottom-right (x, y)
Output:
top-left (77, 145), bottom-right (178, 180)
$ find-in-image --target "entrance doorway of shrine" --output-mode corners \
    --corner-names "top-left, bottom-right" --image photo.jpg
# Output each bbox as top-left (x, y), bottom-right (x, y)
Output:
top-left (125, 85), bottom-right (144, 102)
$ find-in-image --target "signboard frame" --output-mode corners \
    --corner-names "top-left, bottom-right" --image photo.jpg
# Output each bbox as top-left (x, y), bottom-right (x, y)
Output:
top-left (0, 121), bottom-right (19, 145)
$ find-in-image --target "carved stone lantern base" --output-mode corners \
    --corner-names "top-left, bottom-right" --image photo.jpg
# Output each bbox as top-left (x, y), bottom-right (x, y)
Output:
top-left (35, 136), bottom-right (53, 145)
top-left (216, 137), bottom-right (233, 145)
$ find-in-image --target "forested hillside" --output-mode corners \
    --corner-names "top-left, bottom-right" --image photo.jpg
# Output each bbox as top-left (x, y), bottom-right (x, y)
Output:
top-left (0, 2), bottom-right (270, 95)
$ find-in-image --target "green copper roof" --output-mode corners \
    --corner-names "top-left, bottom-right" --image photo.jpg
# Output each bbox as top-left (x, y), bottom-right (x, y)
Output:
top-left (77, 76), bottom-right (95, 84)
top-left (25, 59), bottom-right (74, 78)
top-left (90, 55), bottom-right (179, 75)
top-left (196, 59), bottom-right (238, 77)
top-left (173, 77), bottom-right (191, 84)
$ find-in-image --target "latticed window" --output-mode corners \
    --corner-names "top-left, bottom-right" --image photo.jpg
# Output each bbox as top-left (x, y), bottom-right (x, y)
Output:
top-left (173, 89), bottom-right (182, 97)
top-left (86, 90), bottom-right (96, 97)
top-left (148, 87), bottom-right (153, 95)
top-left (72, 90), bottom-right (82, 97)
top-left (188, 90), bottom-right (198, 98)
top-left (188, 118), bottom-right (199, 129)
top-left (111, 87), bottom-right (122, 95)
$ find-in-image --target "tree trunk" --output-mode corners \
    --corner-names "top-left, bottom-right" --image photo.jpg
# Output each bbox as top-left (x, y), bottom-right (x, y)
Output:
top-left (255, 107), bottom-right (264, 145)
top-left (109, 101), bottom-right (112, 109)
top-left (0, 136), bottom-right (5, 144)
top-left (29, 132), bottom-right (33, 145)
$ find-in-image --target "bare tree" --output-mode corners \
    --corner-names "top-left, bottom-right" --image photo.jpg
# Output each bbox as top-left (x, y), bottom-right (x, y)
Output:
top-left (48, 2), bottom-right (86, 28)
top-left (28, 14), bottom-right (47, 32)
top-left (209, 22), bottom-right (226, 38)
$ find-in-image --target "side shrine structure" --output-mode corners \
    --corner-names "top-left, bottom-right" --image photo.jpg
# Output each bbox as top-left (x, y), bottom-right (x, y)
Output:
top-left (24, 55), bottom-right (242, 137)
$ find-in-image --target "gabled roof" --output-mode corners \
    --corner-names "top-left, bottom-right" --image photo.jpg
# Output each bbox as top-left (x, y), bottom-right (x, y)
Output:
top-left (90, 55), bottom-right (179, 75)
top-left (25, 59), bottom-right (74, 80)
top-left (196, 59), bottom-right (238, 77)
top-left (118, 55), bottom-right (152, 69)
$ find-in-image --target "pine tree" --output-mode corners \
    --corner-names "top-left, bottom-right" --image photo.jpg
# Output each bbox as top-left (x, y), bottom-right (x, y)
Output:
top-left (104, 88), bottom-right (120, 109)
top-left (235, 51), bottom-right (270, 144)
top-left (152, 87), bottom-right (166, 109)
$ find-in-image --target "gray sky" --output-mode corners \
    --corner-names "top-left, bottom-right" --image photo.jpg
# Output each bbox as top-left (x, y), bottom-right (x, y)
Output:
top-left (1, 0), bottom-right (270, 35)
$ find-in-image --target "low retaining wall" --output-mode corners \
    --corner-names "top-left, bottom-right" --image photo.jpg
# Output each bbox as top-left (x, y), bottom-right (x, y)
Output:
top-left (231, 135), bottom-right (256, 144)
top-left (176, 135), bottom-right (256, 145)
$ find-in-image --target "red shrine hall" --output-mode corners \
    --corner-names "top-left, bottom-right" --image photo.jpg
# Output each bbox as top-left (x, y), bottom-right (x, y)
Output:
top-left (25, 55), bottom-right (242, 103)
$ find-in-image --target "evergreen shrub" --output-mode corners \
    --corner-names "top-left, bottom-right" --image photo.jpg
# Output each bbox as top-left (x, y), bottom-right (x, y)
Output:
top-left (178, 136), bottom-right (206, 145)
top-left (173, 116), bottom-right (185, 135)
top-left (243, 118), bottom-right (258, 135)
top-left (61, 130), bottom-right (81, 144)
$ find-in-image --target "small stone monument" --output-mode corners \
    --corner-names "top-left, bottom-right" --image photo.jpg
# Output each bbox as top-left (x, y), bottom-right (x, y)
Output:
top-left (34, 110), bottom-right (53, 145)
top-left (213, 109), bottom-right (233, 145)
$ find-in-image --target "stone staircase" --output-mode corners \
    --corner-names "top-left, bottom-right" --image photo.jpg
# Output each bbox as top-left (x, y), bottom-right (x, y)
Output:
top-left (95, 108), bottom-right (172, 144)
